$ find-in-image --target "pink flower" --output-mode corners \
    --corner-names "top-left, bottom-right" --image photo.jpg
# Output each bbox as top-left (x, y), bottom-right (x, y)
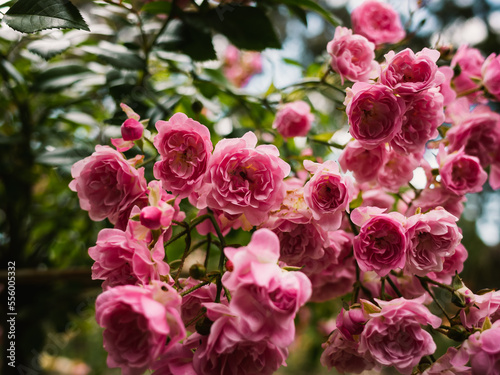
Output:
top-left (327, 26), bottom-right (378, 85)
top-left (351, 206), bottom-right (407, 276)
top-left (191, 304), bottom-right (288, 375)
top-left (223, 45), bottom-right (262, 87)
top-left (462, 321), bottom-right (500, 375)
top-left (151, 343), bottom-right (196, 375)
top-left (451, 45), bottom-right (484, 100)
top-left (69, 145), bottom-right (147, 224)
top-left (350, 0), bottom-right (405, 46)
top-left (461, 290), bottom-right (500, 329)
top-left (482, 53), bottom-right (500, 101)
top-left (380, 48), bottom-right (445, 96)
top-left (428, 243), bottom-right (468, 284)
top-left (95, 281), bottom-right (185, 375)
top-left (391, 88), bottom-right (444, 154)
top-left (196, 132), bottom-right (290, 226)
top-left (438, 66), bottom-right (457, 106)
top-left (409, 186), bottom-right (466, 219)
top-left (153, 113), bottom-right (213, 199)
top-left (377, 148), bottom-right (420, 192)
top-left (272, 101), bottom-right (314, 138)
top-left (339, 140), bottom-right (386, 183)
top-left (303, 160), bottom-right (354, 231)
top-left (336, 308), bottom-right (366, 341)
top-left (422, 346), bottom-right (471, 375)
top-left (439, 147), bottom-right (488, 196)
top-left (89, 227), bottom-right (170, 289)
top-left (359, 296), bottom-right (441, 375)
top-left (344, 82), bottom-right (406, 149)
top-left (121, 118), bottom-right (143, 141)
top-left (405, 207), bottom-right (462, 276)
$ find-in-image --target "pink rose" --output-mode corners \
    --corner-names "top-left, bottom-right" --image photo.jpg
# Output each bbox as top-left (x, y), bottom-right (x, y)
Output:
top-left (223, 45), bottom-right (262, 87)
top-left (121, 118), bottom-right (143, 141)
top-left (336, 308), bottom-right (366, 341)
top-left (89, 226), bottom-right (170, 289)
top-left (359, 296), bottom-right (441, 375)
top-left (151, 343), bottom-right (196, 375)
top-left (428, 243), bottom-right (468, 284)
top-left (69, 145), bottom-right (147, 224)
top-left (391, 88), bottom-right (444, 154)
top-left (272, 101), bottom-right (314, 138)
top-left (439, 147), bottom-right (488, 196)
top-left (327, 26), bottom-right (378, 85)
top-left (351, 0), bottom-right (405, 46)
top-left (95, 281), bottom-right (185, 375)
top-left (344, 82), bottom-right (406, 149)
top-left (437, 66), bottom-right (457, 106)
top-left (381, 48), bottom-right (445, 96)
top-left (197, 132), bottom-right (290, 226)
top-left (351, 206), bottom-right (407, 276)
top-left (339, 140), bottom-right (386, 183)
top-left (377, 149), bottom-right (420, 192)
top-left (409, 186), bottom-right (466, 219)
top-left (303, 160), bottom-right (354, 231)
top-left (460, 290), bottom-right (500, 329)
top-left (422, 346), bottom-right (471, 375)
top-left (153, 113), bottom-right (213, 199)
top-left (405, 207), bottom-right (462, 276)
top-left (462, 321), bottom-right (500, 375)
top-left (482, 53), bottom-right (500, 101)
top-left (451, 45), bottom-right (484, 100)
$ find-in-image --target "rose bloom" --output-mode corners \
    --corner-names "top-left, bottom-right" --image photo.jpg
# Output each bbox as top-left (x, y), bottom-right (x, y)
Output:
top-left (223, 45), bottom-right (262, 88)
top-left (460, 290), bottom-right (500, 329)
top-left (409, 186), bottom-right (466, 219)
top-left (351, 0), bottom-right (405, 46)
top-left (191, 304), bottom-right (288, 375)
top-left (153, 113), bottom-right (213, 199)
top-left (272, 101), bottom-right (314, 138)
top-left (351, 206), bottom-right (407, 276)
top-left (327, 26), bottom-right (378, 84)
top-left (428, 243), bottom-right (468, 284)
top-left (377, 148), bottom-right (420, 192)
top-left (405, 207), bottom-right (462, 276)
top-left (380, 48), bottom-right (445, 96)
top-left (95, 281), bottom-right (185, 375)
top-left (151, 343), bottom-right (196, 375)
top-left (439, 148), bottom-right (488, 196)
top-left (344, 82), bottom-right (405, 149)
top-left (482, 53), bottom-right (500, 101)
top-left (451, 44), bottom-right (485, 100)
top-left (462, 321), bottom-right (500, 375)
top-left (69, 145), bottom-right (147, 224)
top-left (303, 160), bottom-right (354, 231)
top-left (391, 88), bottom-right (444, 154)
top-left (197, 131), bottom-right (290, 226)
top-left (422, 346), bottom-right (470, 375)
top-left (339, 140), bottom-right (386, 183)
top-left (438, 66), bottom-right (458, 107)
top-left (336, 308), bottom-right (366, 341)
top-left (359, 296), bottom-right (441, 375)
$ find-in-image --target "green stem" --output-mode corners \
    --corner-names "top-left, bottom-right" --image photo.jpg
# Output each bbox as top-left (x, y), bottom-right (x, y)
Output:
top-left (418, 278), bottom-right (452, 323)
top-left (418, 276), bottom-right (454, 293)
top-left (386, 276), bottom-right (403, 298)
top-left (174, 227), bottom-right (192, 284)
top-left (307, 137), bottom-right (345, 150)
top-left (204, 233), bottom-right (212, 268)
top-left (180, 279), bottom-right (212, 297)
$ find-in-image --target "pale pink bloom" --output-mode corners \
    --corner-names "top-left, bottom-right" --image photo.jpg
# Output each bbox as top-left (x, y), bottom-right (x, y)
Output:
top-left (223, 45), bottom-right (262, 87)
top-left (462, 321), bottom-right (500, 375)
top-left (153, 113), bottom-right (213, 199)
top-left (351, 206), bottom-right (407, 276)
top-left (339, 140), bottom-right (386, 183)
top-left (303, 160), bottom-right (354, 231)
top-left (266, 178), bottom-right (312, 226)
top-left (428, 243), bottom-right (468, 284)
top-left (439, 146), bottom-right (488, 196)
top-left (89, 226), bottom-right (170, 289)
top-left (377, 149), bottom-right (419, 192)
top-left (151, 343), bottom-right (196, 375)
top-left (438, 66), bottom-right (457, 106)
top-left (391, 88), bottom-right (444, 154)
top-left (360, 187), bottom-right (395, 212)
top-left (327, 26), bottom-right (378, 84)
top-left (381, 48), bottom-right (445, 96)
top-left (422, 346), bottom-right (471, 375)
top-left (196, 132), bottom-right (290, 226)
top-left (359, 296), bottom-right (441, 375)
top-left (351, 0), bottom-right (405, 46)
top-left (461, 290), bottom-right (500, 329)
top-left (344, 82), bottom-right (406, 149)
top-left (321, 330), bottom-right (377, 374)
top-left (405, 207), bottom-right (462, 276)
top-left (191, 304), bottom-right (288, 375)
top-left (95, 281), bottom-right (185, 375)
top-left (451, 45), bottom-right (484, 101)
top-left (69, 145), bottom-right (147, 224)
top-left (482, 53), bottom-right (500, 101)
top-left (272, 101), bottom-right (314, 138)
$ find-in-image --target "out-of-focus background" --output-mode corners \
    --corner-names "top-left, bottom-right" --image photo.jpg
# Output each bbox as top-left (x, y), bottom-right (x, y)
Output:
top-left (1, 0), bottom-right (500, 373)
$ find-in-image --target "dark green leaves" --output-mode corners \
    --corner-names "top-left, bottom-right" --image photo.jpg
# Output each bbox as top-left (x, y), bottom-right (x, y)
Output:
top-left (3, 0), bottom-right (90, 33)
top-left (82, 43), bottom-right (146, 71)
top-left (275, 0), bottom-right (342, 26)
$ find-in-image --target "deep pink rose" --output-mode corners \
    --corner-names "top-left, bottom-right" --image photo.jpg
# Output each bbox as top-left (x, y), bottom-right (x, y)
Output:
top-left (151, 343), bottom-right (196, 375)
top-left (95, 281), bottom-right (185, 375)
top-left (303, 160), bottom-right (354, 231)
top-left (463, 321), bottom-right (500, 375)
top-left (381, 48), bottom-right (445, 96)
top-left (344, 82), bottom-right (405, 149)
top-left (461, 290), bottom-right (500, 329)
top-left (391, 88), bottom-right (444, 154)
top-left (336, 308), bottom-right (366, 341)
top-left (451, 45), bottom-right (484, 100)
top-left (121, 118), bottom-right (143, 141)
top-left (377, 149), bottom-right (419, 192)
top-left (327, 26), bottom-right (378, 84)
top-left (405, 207), bottom-right (462, 276)
top-left (69, 145), bottom-right (147, 224)
top-left (272, 101), bottom-right (314, 138)
top-left (351, 207), bottom-right (407, 276)
top-left (422, 346), bottom-right (471, 375)
top-left (439, 147), bottom-right (488, 196)
top-left (350, 0), bottom-right (405, 46)
top-left (359, 296), bottom-right (441, 375)
top-left (428, 243), bottom-right (468, 284)
top-left (482, 53), bottom-right (500, 101)
top-left (153, 113), bottom-right (213, 199)
top-left (89, 226), bottom-right (170, 289)
top-left (339, 140), bottom-right (386, 183)
top-left (191, 304), bottom-right (288, 375)
top-left (196, 132), bottom-right (290, 226)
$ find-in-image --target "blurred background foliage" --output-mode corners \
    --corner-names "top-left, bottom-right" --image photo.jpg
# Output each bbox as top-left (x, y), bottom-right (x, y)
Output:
top-left (0, 0), bottom-right (500, 374)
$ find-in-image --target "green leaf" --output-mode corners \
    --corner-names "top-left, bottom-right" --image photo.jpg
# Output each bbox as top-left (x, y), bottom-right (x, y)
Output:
top-left (283, 58), bottom-right (303, 68)
top-left (33, 63), bottom-right (92, 92)
top-left (36, 146), bottom-right (92, 167)
top-left (276, 0), bottom-right (341, 26)
top-left (206, 6), bottom-right (281, 51)
top-left (27, 38), bottom-right (71, 59)
top-left (141, 1), bottom-right (171, 14)
top-left (3, 0), bottom-right (90, 33)
top-left (82, 42), bottom-right (146, 70)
